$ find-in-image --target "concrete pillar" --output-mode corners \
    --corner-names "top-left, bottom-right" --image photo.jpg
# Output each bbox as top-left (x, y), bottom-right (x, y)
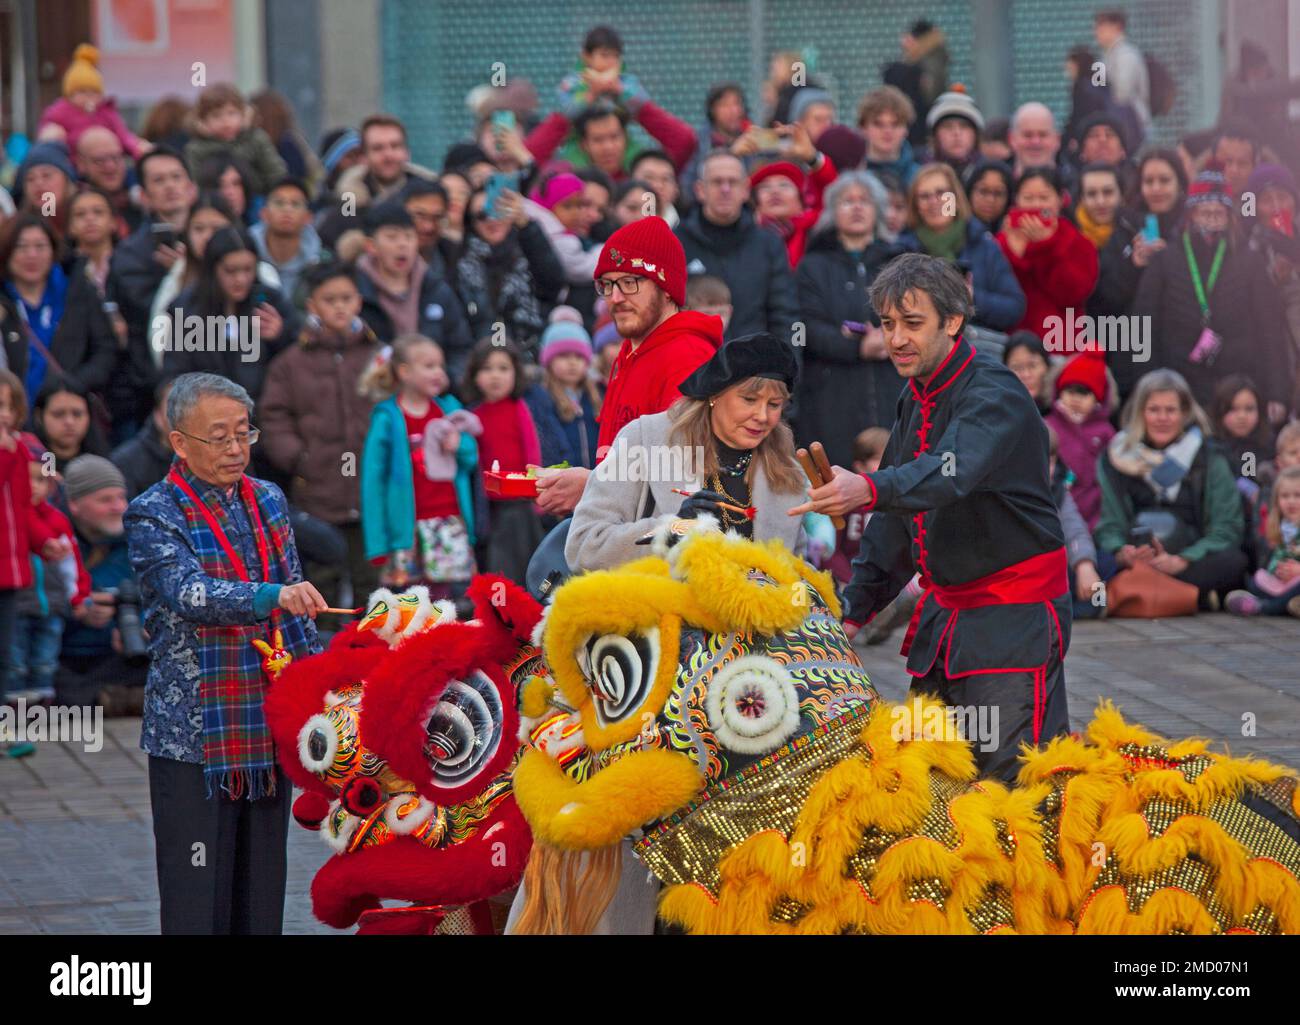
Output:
top-left (972, 0), bottom-right (1014, 119)
top-left (318, 0), bottom-right (383, 133)
top-left (232, 0), bottom-right (266, 94)
top-left (265, 0), bottom-right (323, 144)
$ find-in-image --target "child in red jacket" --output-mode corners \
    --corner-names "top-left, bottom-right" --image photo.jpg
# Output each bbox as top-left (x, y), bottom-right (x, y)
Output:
top-left (11, 436), bottom-right (91, 703)
top-left (0, 374), bottom-right (72, 755)
top-left (463, 338), bottom-right (544, 586)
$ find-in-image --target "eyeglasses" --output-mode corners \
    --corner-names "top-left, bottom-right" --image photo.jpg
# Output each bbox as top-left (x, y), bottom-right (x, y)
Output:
top-left (177, 428), bottom-right (261, 450)
top-left (595, 276), bottom-right (643, 297)
top-left (266, 197), bottom-right (307, 211)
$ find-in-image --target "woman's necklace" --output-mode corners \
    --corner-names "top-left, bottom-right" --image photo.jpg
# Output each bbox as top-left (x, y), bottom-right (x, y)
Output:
top-left (708, 446), bottom-right (753, 529)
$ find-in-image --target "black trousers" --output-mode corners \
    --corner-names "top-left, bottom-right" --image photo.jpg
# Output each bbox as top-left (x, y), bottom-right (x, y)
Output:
top-left (1177, 547), bottom-right (1249, 605)
top-left (148, 756), bottom-right (292, 935)
top-left (908, 633), bottom-right (1070, 785)
top-left (55, 652), bottom-right (148, 707)
top-left (484, 499), bottom-right (544, 586)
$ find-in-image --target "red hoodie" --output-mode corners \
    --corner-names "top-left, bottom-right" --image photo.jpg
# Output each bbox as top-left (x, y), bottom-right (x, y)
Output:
top-left (596, 310), bottom-right (723, 456)
top-left (29, 500), bottom-right (93, 607)
top-left (0, 445), bottom-right (59, 590)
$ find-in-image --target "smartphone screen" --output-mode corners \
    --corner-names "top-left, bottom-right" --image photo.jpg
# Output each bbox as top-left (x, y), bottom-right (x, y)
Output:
top-left (485, 171), bottom-right (519, 219)
top-left (150, 223), bottom-right (178, 248)
top-left (1143, 213), bottom-right (1160, 242)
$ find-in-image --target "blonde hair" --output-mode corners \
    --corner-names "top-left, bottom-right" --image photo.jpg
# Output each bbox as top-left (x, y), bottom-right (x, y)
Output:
top-left (358, 333), bottom-right (443, 402)
top-left (543, 364), bottom-right (603, 425)
top-left (667, 377), bottom-right (804, 494)
top-left (0, 370), bottom-right (28, 428)
top-left (1276, 421), bottom-right (1300, 460)
top-left (1266, 465), bottom-right (1300, 547)
top-left (509, 844), bottom-right (622, 934)
top-left (907, 162), bottom-right (972, 229)
top-left (1119, 369), bottom-right (1213, 443)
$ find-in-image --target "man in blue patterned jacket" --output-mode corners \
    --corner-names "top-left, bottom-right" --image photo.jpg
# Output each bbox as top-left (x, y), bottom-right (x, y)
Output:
top-left (125, 372), bottom-right (326, 934)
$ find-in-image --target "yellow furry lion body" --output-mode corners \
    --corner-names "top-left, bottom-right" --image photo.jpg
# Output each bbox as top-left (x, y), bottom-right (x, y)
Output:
top-left (511, 530), bottom-right (1300, 934)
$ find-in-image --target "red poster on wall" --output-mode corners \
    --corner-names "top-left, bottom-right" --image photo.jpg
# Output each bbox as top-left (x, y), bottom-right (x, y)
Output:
top-left (94, 0), bottom-right (235, 103)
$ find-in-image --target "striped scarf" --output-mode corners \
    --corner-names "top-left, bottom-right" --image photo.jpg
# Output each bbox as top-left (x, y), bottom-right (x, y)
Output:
top-left (168, 463), bottom-right (314, 800)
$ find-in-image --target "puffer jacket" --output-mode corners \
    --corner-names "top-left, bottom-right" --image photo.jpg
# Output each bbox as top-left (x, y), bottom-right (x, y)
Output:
top-left (899, 218), bottom-right (1026, 332)
top-left (257, 322), bottom-right (381, 525)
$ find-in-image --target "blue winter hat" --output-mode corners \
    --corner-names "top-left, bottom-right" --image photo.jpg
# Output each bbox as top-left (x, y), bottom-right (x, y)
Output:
top-left (321, 129), bottom-right (361, 174)
top-left (16, 141), bottom-right (76, 189)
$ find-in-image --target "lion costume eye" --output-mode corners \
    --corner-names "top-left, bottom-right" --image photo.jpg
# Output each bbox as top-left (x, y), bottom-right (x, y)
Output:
top-left (298, 714), bottom-right (340, 773)
top-left (583, 629), bottom-right (659, 727)
top-left (423, 670), bottom-right (504, 787)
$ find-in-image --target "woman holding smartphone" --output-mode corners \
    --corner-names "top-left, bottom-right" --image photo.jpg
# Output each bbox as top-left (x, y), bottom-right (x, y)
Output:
top-left (161, 225), bottom-right (299, 402)
top-left (1132, 163), bottom-right (1290, 421)
top-left (1093, 368), bottom-right (1248, 608)
top-left (1128, 149), bottom-right (1188, 268)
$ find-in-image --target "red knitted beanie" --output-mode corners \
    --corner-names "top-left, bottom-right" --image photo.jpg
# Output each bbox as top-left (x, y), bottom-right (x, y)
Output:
top-left (593, 216), bottom-right (687, 306)
top-left (1055, 351), bottom-right (1107, 402)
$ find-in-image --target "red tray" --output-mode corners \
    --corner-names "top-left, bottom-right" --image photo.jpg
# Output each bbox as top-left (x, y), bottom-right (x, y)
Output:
top-left (484, 470), bottom-right (539, 499)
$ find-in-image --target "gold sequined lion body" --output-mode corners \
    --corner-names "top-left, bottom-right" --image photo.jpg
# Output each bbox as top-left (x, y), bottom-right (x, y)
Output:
top-left (510, 528), bottom-right (1300, 934)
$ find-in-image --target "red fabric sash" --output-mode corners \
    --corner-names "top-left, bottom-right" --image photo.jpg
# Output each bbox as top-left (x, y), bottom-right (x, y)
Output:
top-left (167, 465), bottom-right (272, 584)
top-left (901, 547), bottom-right (1067, 657)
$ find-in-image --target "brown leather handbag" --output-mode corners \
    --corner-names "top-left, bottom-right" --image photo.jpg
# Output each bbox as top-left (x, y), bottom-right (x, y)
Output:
top-left (1105, 560), bottom-right (1199, 618)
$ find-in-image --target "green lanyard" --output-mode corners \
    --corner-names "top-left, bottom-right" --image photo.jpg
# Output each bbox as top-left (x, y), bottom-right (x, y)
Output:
top-left (1183, 232), bottom-right (1226, 325)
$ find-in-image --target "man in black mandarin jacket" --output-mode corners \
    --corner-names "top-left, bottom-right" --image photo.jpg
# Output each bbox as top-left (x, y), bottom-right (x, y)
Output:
top-left (793, 253), bottom-right (1070, 782)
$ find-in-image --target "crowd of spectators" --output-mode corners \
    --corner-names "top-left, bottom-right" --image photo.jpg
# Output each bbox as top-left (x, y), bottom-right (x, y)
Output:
top-left (2, 10), bottom-right (1299, 732)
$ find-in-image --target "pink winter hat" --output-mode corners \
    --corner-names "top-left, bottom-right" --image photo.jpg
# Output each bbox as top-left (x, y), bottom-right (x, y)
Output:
top-left (540, 314), bottom-right (593, 369)
top-left (537, 172), bottom-right (584, 210)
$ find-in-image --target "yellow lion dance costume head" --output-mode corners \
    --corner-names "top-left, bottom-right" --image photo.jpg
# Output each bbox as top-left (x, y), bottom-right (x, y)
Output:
top-left (512, 531), bottom-right (1300, 934)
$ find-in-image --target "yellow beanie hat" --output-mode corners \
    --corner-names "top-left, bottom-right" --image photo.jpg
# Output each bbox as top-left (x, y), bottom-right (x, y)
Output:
top-left (63, 43), bottom-right (104, 97)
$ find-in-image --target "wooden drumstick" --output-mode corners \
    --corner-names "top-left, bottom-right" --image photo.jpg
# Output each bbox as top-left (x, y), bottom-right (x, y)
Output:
top-left (807, 442), bottom-right (846, 529)
top-left (796, 447), bottom-right (822, 487)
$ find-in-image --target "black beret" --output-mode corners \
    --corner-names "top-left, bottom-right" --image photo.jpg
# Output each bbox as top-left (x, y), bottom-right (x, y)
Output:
top-left (678, 332), bottom-right (799, 399)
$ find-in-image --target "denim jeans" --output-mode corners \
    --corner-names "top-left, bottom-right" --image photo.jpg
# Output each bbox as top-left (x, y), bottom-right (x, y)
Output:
top-left (10, 614), bottom-right (65, 698)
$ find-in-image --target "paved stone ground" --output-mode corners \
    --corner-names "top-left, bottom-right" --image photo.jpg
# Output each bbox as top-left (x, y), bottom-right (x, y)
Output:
top-left (1, 614), bottom-right (1297, 934)
top-left (856, 615), bottom-right (1300, 766)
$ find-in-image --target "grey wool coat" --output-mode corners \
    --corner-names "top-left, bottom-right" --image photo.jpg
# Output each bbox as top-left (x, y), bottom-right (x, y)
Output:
top-left (565, 410), bottom-right (809, 572)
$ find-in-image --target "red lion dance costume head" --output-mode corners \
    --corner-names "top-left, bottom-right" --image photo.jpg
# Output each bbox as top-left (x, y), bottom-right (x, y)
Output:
top-left (264, 577), bottom-right (543, 934)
